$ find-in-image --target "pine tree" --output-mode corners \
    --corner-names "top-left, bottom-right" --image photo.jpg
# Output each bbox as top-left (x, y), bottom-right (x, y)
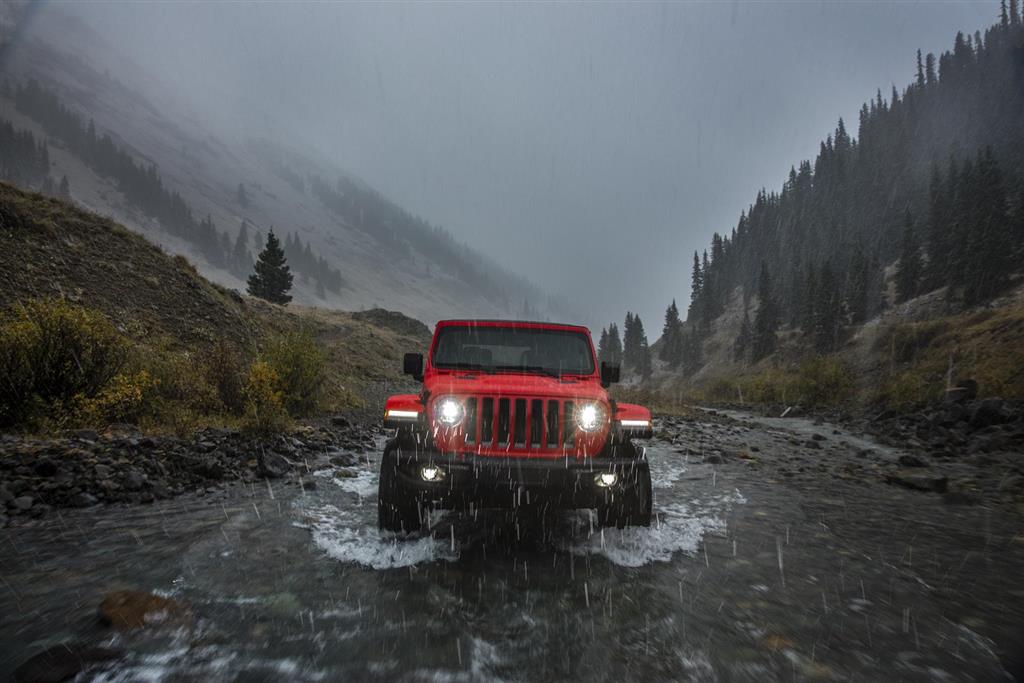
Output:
top-left (964, 148), bottom-right (1012, 304)
top-left (1011, 0), bottom-right (1020, 25)
top-left (925, 53), bottom-right (937, 85)
top-left (247, 229), bottom-right (293, 305)
top-left (699, 250), bottom-right (714, 327)
top-left (1002, 0), bottom-right (1010, 27)
top-left (751, 262), bottom-right (778, 361)
top-left (58, 174), bottom-right (70, 198)
top-left (606, 323), bottom-right (623, 366)
top-left (916, 49), bottom-right (926, 89)
top-left (597, 327), bottom-right (610, 364)
top-left (638, 336), bottom-right (652, 381)
top-left (688, 251), bottom-right (703, 320)
top-left (232, 220), bottom-right (250, 275)
top-left (622, 312), bottom-right (638, 370)
top-left (895, 210), bottom-right (922, 303)
top-left (813, 263), bottom-right (843, 353)
top-left (659, 300), bottom-right (683, 367)
top-left (680, 329), bottom-right (703, 377)
top-left (733, 307), bottom-right (752, 363)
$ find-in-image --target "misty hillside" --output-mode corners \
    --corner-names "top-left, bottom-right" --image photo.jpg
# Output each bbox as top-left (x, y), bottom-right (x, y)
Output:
top-left (0, 180), bottom-right (429, 405)
top-left (644, 12), bottom-right (1024, 401)
top-left (0, 9), bottom-right (557, 326)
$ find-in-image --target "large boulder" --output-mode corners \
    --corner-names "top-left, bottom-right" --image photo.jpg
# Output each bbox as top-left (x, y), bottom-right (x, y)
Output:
top-left (970, 398), bottom-right (1014, 429)
top-left (257, 451), bottom-right (291, 479)
top-left (98, 590), bottom-right (191, 631)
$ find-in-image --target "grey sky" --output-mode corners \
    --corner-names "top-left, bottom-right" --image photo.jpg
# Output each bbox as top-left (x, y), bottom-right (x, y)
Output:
top-left (53, 1), bottom-right (995, 332)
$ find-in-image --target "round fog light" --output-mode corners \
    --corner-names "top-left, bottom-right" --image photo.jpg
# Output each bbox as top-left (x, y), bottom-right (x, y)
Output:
top-left (420, 465), bottom-right (444, 482)
top-left (595, 472), bottom-right (617, 488)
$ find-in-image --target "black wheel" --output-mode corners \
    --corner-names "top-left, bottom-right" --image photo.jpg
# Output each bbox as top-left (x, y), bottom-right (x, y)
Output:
top-left (377, 447), bottom-right (422, 533)
top-left (598, 459), bottom-right (652, 529)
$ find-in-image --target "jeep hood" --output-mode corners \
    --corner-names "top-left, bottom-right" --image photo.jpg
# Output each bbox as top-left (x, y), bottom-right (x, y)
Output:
top-left (424, 372), bottom-right (608, 401)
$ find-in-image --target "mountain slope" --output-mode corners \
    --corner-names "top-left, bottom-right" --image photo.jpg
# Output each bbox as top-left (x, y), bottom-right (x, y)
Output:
top-left (651, 12), bottom-right (1024, 406)
top-left (0, 8), bottom-right (560, 326)
top-left (0, 181), bottom-right (429, 409)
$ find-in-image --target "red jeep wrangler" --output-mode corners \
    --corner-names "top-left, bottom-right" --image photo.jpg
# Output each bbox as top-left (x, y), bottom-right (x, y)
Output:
top-left (378, 319), bottom-right (654, 533)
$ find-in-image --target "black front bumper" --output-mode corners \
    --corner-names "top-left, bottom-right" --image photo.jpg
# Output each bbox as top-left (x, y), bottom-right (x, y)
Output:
top-left (384, 439), bottom-right (647, 510)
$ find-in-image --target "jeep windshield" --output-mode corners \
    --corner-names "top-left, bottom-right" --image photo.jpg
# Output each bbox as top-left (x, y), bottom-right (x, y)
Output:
top-left (431, 326), bottom-right (594, 376)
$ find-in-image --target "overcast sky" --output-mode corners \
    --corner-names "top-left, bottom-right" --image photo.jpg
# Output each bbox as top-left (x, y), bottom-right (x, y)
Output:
top-left (50, 1), bottom-right (995, 331)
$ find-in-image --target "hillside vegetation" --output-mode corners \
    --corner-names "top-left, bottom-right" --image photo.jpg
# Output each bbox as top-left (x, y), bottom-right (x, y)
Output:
top-left (641, 10), bottom-right (1024, 411)
top-left (0, 182), bottom-right (429, 433)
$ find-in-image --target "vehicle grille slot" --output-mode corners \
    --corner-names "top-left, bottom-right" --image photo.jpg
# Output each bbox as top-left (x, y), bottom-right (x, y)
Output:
top-left (497, 398), bottom-right (511, 445)
top-left (464, 398), bottom-right (477, 444)
top-left (563, 401), bottom-right (575, 446)
top-left (480, 397), bottom-right (494, 444)
top-left (546, 400), bottom-right (559, 447)
top-left (530, 399), bottom-right (543, 446)
top-left (513, 398), bottom-right (527, 445)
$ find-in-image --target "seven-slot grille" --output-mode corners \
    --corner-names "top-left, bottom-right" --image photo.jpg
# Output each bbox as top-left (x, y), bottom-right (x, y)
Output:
top-left (461, 397), bottom-right (577, 451)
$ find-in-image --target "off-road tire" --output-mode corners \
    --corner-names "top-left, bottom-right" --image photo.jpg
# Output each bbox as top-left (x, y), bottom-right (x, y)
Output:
top-left (377, 447), bottom-right (422, 533)
top-left (598, 459), bottom-right (652, 529)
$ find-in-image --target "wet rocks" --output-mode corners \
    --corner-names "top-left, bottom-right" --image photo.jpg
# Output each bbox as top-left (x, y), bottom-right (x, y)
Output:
top-left (258, 451), bottom-right (292, 479)
top-left (969, 398), bottom-right (1015, 429)
top-left (886, 470), bottom-right (948, 493)
top-left (12, 642), bottom-right (122, 683)
top-left (98, 590), bottom-right (191, 631)
top-left (12, 495), bottom-right (34, 511)
top-left (0, 419), bottom-right (381, 519)
top-left (898, 453), bottom-right (928, 467)
top-left (860, 397), bottom-right (1023, 455)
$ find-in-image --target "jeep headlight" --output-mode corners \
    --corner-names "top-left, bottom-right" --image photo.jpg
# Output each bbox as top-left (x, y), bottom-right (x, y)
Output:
top-left (433, 396), bottom-right (465, 426)
top-left (575, 402), bottom-right (604, 432)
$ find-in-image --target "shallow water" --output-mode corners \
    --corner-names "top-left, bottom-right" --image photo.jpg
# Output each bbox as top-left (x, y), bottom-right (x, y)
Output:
top-left (1, 422), bottom-right (1019, 681)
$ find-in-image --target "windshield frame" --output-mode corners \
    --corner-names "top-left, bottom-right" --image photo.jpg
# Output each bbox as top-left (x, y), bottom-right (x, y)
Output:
top-left (428, 323), bottom-right (597, 377)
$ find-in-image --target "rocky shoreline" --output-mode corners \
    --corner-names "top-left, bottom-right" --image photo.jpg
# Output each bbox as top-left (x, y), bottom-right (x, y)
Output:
top-left (678, 398), bottom-right (1024, 508)
top-left (0, 417), bottom-right (382, 526)
top-left (706, 395), bottom-right (1024, 457)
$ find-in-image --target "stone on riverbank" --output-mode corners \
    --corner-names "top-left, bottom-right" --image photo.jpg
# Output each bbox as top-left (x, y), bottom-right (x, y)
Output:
top-left (98, 590), bottom-right (191, 631)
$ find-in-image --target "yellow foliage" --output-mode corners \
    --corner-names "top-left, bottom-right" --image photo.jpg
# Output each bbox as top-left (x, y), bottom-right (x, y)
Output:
top-left (76, 370), bottom-right (158, 425)
top-left (243, 361), bottom-right (290, 434)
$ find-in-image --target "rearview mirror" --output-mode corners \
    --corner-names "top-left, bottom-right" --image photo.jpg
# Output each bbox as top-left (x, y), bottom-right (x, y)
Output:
top-left (403, 353), bottom-right (424, 381)
top-left (600, 362), bottom-right (620, 388)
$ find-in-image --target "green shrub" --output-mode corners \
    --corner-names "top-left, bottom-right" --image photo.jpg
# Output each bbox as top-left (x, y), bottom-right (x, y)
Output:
top-left (792, 356), bottom-right (855, 406)
top-left (0, 298), bottom-right (128, 427)
top-left (141, 347), bottom-right (220, 414)
top-left (243, 361), bottom-right (290, 434)
top-left (205, 338), bottom-right (246, 414)
top-left (878, 320), bottom-right (951, 364)
top-left (261, 330), bottom-right (325, 416)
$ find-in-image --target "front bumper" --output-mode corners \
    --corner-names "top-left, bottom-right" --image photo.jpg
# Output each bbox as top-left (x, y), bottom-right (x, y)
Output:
top-left (384, 440), bottom-right (647, 510)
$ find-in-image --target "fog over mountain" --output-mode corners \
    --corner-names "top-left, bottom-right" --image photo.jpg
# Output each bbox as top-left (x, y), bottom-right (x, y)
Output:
top-left (19, 1), bottom-right (994, 328)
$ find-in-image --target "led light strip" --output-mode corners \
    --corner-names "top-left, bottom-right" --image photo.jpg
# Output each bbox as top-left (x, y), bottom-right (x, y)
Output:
top-left (386, 410), bottom-right (420, 419)
top-left (619, 419), bottom-right (651, 427)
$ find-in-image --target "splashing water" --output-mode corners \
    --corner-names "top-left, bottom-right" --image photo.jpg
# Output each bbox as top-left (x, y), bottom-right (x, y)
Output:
top-left (296, 503), bottom-right (456, 569)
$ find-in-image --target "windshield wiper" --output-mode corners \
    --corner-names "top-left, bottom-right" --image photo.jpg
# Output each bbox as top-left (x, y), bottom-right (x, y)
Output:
top-left (437, 362), bottom-right (493, 373)
top-left (494, 365), bottom-right (564, 379)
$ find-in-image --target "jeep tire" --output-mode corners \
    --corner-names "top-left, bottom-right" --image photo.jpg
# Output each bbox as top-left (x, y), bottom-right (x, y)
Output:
top-left (377, 446), bottom-right (422, 533)
top-left (598, 459), bottom-right (652, 529)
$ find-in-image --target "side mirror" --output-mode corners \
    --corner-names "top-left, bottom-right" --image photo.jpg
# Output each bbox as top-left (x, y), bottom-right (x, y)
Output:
top-left (403, 353), bottom-right (424, 381)
top-left (600, 362), bottom-right (620, 388)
